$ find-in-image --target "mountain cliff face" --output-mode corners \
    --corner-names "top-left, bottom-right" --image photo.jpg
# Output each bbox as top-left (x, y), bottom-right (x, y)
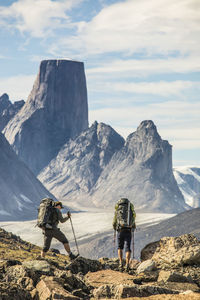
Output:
top-left (38, 120), bottom-right (187, 213)
top-left (90, 121), bottom-right (187, 212)
top-left (38, 121), bottom-right (124, 206)
top-left (0, 131), bottom-right (56, 221)
top-left (174, 166), bottom-right (200, 208)
top-left (3, 60), bottom-right (88, 175)
top-left (0, 93), bottom-right (25, 131)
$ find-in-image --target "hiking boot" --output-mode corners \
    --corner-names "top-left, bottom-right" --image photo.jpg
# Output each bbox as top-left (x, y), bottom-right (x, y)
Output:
top-left (69, 252), bottom-right (79, 260)
top-left (124, 264), bottom-right (130, 272)
top-left (118, 262), bottom-right (123, 272)
top-left (35, 255), bottom-right (46, 260)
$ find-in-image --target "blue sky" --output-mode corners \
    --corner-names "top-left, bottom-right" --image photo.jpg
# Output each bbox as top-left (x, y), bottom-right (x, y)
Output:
top-left (0, 0), bottom-right (199, 167)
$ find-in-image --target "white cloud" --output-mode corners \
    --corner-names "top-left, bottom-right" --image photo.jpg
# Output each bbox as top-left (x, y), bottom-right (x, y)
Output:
top-left (0, 0), bottom-right (82, 37)
top-left (52, 0), bottom-right (200, 57)
top-left (0, 74), bottom-right (35, 101)
top-left (92, 80), bottom-right (200, 98)
top-left (86, 56), bottom-right (200, 78)
top-left (89, 100), bottom-right (200, 150)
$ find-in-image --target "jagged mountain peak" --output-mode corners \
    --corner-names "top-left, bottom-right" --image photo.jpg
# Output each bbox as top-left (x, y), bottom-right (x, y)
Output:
top-left (0, 93), bottom-right (11, 113)
top-left (38, 122), bottom-right (124, 206)
top-left (125, 120), bottom-right (167, 164)
top-left (0, 93), bottom-right (9, 102)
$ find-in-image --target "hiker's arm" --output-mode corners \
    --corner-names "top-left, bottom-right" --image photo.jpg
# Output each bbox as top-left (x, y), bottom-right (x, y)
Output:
top-left (131, 204), bottom-right (136, 229)
top-left (57, 210), bottom-right (69, 223)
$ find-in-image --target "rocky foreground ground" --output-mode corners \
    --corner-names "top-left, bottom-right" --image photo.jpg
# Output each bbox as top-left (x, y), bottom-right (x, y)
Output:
top-left (0, 228), bottom-right (200, 299)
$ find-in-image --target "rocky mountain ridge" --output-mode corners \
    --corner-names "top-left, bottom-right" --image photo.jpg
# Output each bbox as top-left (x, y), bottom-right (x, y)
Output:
top-left (0, 93), bottom-right (25, 131)
top-left (39, 120), bottom-right (187, 213)
top-left (38, 121), bottom-right (125, 206)
top-left (0, 131), bottom-right (56, 221)
top-left (0, 227), bottom-right (199, 299)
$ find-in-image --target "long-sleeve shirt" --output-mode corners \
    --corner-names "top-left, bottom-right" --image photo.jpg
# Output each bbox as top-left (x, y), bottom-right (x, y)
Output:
top-left (52, 208), bottom-right (69, 228)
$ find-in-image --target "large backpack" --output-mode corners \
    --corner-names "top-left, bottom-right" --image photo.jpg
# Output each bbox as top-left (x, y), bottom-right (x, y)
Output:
top-left (37, 198), bottom-right (56, 229)
top-left (116, 198), bottom-right (135, 230)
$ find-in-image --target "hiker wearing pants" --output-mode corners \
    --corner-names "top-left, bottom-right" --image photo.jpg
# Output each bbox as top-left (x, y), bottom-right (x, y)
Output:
top-left (113, 198), bottom-right (136, 272)
top-left (41, 201), bottom-right (77, 260)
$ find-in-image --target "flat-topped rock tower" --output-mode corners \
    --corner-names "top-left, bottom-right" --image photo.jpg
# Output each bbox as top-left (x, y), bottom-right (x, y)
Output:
top-left (3, 60), bottom-right (88, 174)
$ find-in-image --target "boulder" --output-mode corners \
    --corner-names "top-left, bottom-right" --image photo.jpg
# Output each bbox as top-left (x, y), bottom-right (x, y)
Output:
top-left (36, 277), bottom-right (80, 300)
top-left (141, 234), bottom-right (200, 267)
top-left (136, 259), bottom-right (156, 274)
top-left (157, 270), bottom-right (194, 283)
top-left (22, 260), bottom-right (52, 273)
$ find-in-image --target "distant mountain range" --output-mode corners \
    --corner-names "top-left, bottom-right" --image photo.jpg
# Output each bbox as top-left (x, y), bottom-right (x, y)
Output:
top-left (0, 59), bottom-right (199, 219)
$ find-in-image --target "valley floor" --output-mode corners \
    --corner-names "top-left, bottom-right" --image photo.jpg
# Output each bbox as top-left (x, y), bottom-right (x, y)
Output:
top-left (0, 210), bottom-right (175, 258)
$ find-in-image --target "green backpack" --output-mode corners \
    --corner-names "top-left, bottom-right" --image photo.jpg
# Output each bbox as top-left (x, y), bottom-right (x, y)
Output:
top-left (116, 198), bottom-right (135, 230)
top-left (37, 198), bottom-right (57, 229)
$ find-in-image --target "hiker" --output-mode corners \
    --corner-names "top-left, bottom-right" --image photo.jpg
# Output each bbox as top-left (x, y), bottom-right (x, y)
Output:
top-left (40, 201), bottom-right (78, 260)
top-left (112, 198), bottom-right (136, 272)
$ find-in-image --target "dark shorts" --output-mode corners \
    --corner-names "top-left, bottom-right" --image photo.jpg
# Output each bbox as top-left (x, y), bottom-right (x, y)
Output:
top-left (117, 228), bottom-right (132, 252)
top-left (42, 227), bottom-right (68, 252)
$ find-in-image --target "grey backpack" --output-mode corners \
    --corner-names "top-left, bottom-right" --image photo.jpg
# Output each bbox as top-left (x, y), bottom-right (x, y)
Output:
top-left (37, 198), bottom-right (55, 229)
top-left (116, 198), bottom-right (134, 230)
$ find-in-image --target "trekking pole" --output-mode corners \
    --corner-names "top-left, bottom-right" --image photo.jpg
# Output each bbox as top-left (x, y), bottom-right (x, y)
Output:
top-left (132, 228), bottom-right (135, 259)
top-left (69, 215), bottom-right (80, 255)
top-left (113, 230), bottom-right (116, 256)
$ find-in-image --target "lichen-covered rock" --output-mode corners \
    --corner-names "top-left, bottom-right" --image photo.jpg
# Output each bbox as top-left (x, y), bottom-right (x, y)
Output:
top-left (157, 270), bottom-right (194, 283)
top-left (22, 260), bottom-right (52, 273)
top-left (0, 228), bottom-right (200, 300)
top-left (141, 234), bottom-right (200, 267)
top-left (36, 277), bottom-right (80, 300)
top-left (136, 259), bottom-right (156, 274)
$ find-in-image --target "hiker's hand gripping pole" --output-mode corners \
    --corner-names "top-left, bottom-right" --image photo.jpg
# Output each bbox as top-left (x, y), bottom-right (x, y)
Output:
top-left (68, 213), bottom-right (80, 256)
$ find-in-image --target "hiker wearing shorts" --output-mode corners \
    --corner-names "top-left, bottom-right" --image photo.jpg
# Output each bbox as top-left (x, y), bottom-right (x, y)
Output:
top-left (112, 198), bottom-right (136, 272)
top-left (40, 201), bottom-right (77, 260)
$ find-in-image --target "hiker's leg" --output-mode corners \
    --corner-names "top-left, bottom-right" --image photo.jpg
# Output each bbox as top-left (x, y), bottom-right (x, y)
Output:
top-left (126, 251), bottom-right (131, 265)
top-left (64, 242), bottom-right (71, 254)
top-left (117, 230), bottom-right (125, 267)
top-left (124, 230), bottom-right (132, 270)
top-left (41, 229), bottom-right (52, 257)
top-left (118, 249), bottom-right (123, 264)
top-left (53, 228), bottom-right (75, 258)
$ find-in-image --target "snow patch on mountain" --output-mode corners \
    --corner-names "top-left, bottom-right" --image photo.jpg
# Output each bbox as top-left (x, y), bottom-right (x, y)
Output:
top-left (173, 166), bottom-right (200, 208)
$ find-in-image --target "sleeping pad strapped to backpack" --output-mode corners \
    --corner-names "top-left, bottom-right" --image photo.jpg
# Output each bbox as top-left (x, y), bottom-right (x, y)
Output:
top-left (37, 198), bottom-right (56, 229)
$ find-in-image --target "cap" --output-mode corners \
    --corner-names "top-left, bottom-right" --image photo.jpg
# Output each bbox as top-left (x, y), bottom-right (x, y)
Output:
top-left (54, 201), bottom-right (63, 208)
